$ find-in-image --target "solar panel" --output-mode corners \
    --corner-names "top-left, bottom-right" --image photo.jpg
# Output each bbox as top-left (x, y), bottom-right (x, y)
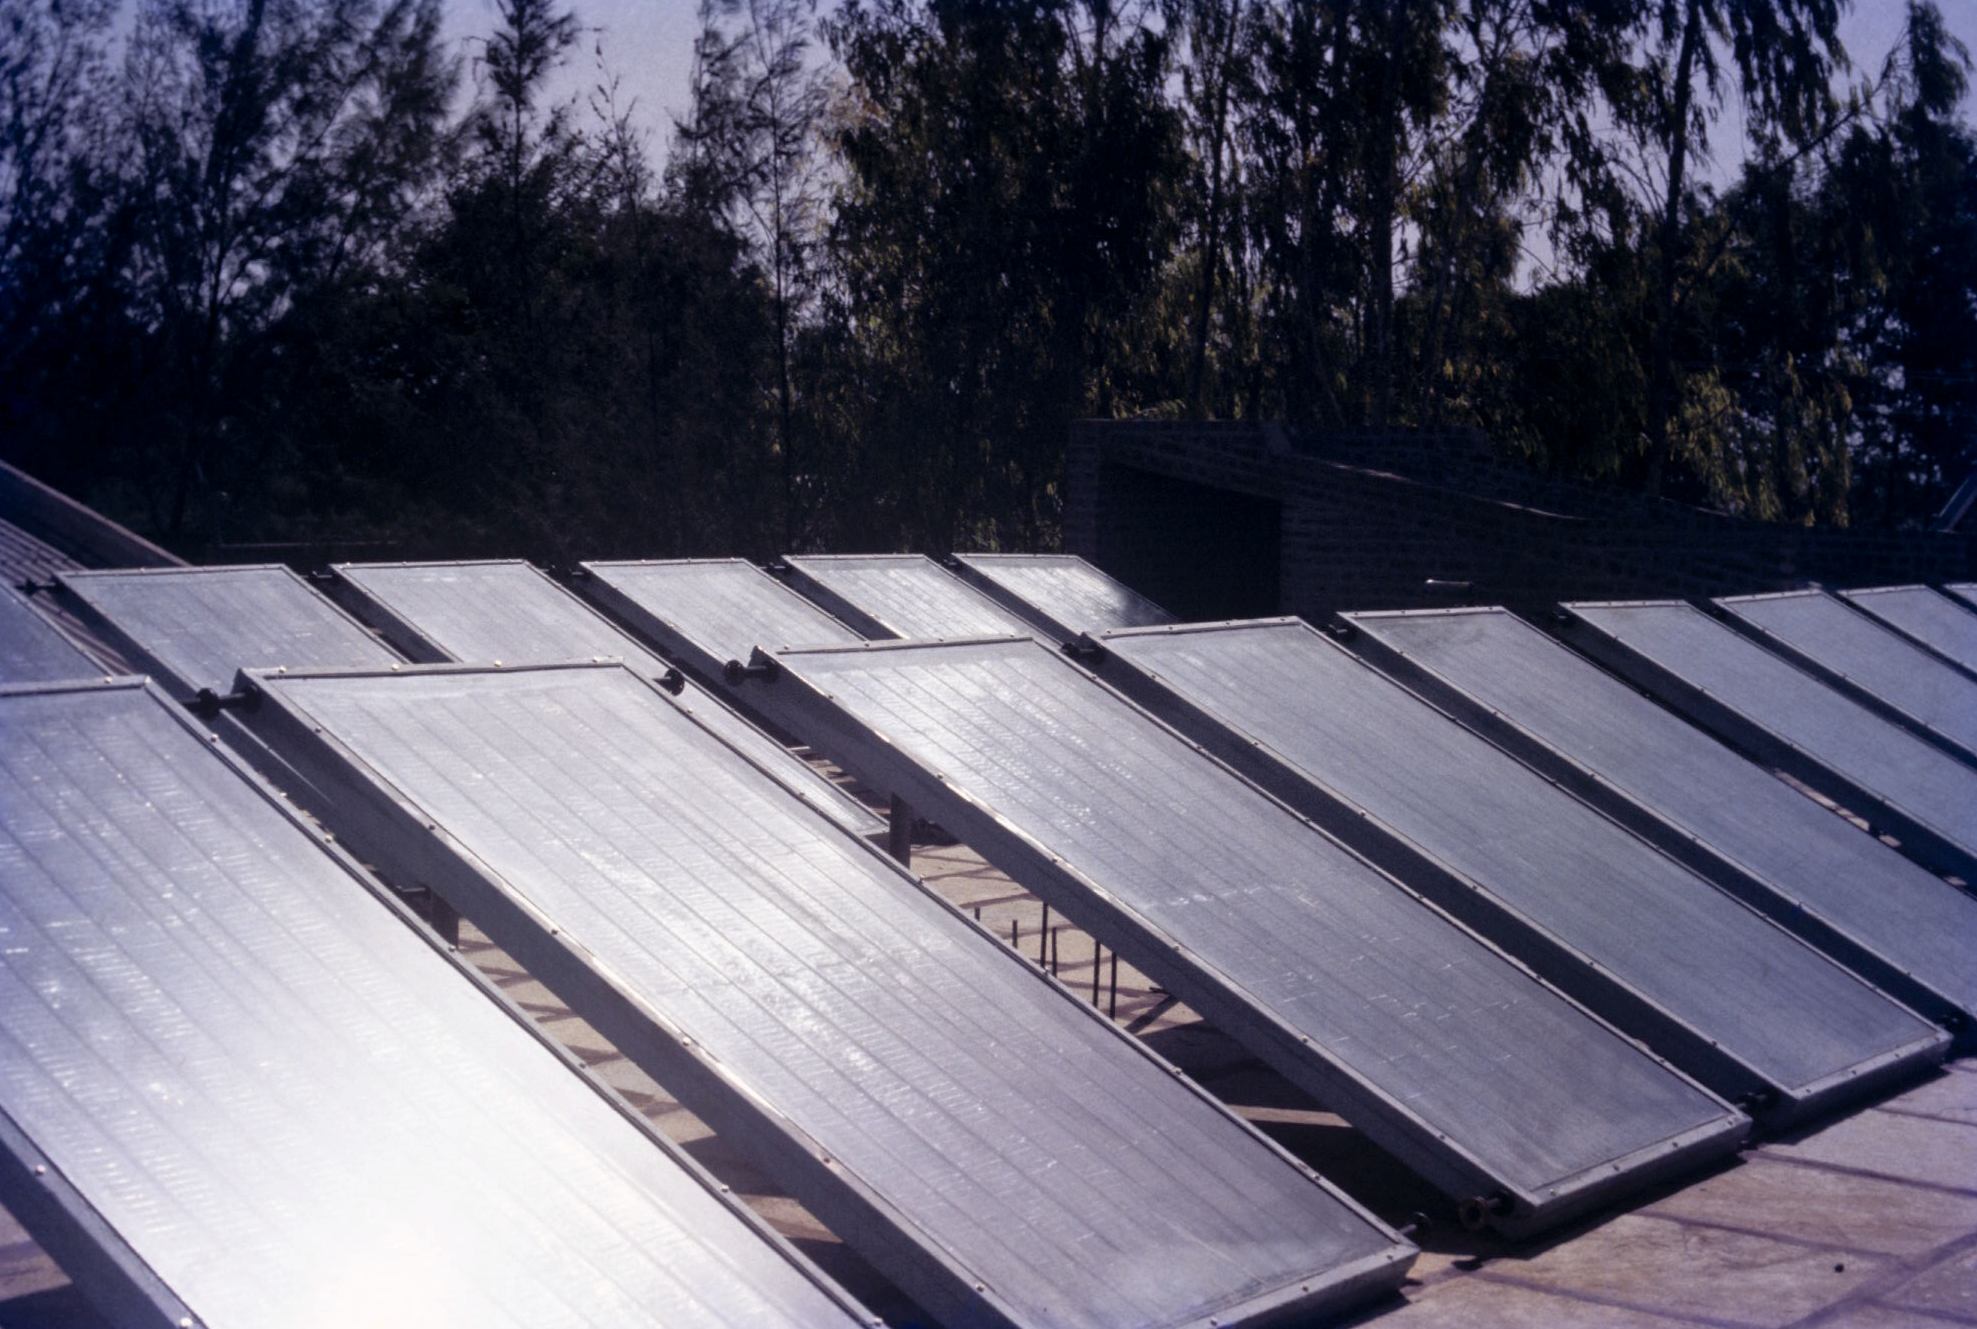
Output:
top-left (782, 554), bottom-right (1039, 640)
top-left (1344, 607), bottom-right (1977, 1036)
top-left (1717, 590), bottom-right (1977, 764)
top-left (329, 560), bottom-right (884, 840)
top-left (1948, 582), bottom-right (1977, 612)
top-left (1840, 585), bottom-right (1977, 673)
top-left (0, 585), bottom-right (98, 682)
top-left (950, 553), bottom-right (1176, 642)
top-left (748, 636), bottom-right (1748, 1235)
top-left (59, 565), bottom-right (398, 699)
top-left (578, 558), bottom-right (863, 683)
top-left (248, 662), bottom-right (1413, 1329)
top-left (1096, 620), bottom-right (1944, 1120)
top-left (1564, 600), bottom-right (1977, 882)
top-left (0, 678), bottom-right (870, 1329)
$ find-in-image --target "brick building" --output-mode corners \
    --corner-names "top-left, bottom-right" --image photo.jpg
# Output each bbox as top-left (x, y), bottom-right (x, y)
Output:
top-left (1063, 421), bottom-right (1977, 619)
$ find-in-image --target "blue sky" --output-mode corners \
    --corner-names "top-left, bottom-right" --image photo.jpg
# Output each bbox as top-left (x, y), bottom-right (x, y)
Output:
top-left (440, 0), bottom-right (1977, 174)
top-left (443, 0), bottom-right (707, 154)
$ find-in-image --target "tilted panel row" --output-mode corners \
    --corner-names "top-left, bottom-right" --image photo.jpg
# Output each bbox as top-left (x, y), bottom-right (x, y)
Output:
top-left (1716, 589), bottom-right (1977, 766)
top-left (1340, 606), bottom-right (1976, 1039)
top-left (1839, 585), bottom-right (1977, 674)
top-left (782, 554), bottom-right (1038, 641)
top-left (578, 557), bottom-right (863, 683)
top-left (0, 679), bottom-right (868, 1329)
top-left (1561, 600), bottom-right (1977, 883)
top-left (950, 553), bottom-right (1176, 642)
top-left (248, 661), bottom-right (1412, 1329)
top-left (745, 636), bottom-right (1749, 1235)
top-left (329, 560), bottom-right (885, 839)
top-left (0, 585), bottom-right (100, 683)
top-left (1095, 619), bottom-right (1945, 1123)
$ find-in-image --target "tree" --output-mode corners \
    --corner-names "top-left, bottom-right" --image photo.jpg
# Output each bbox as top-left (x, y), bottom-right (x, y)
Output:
top-left (674, 0), bottom-right (830, 546)
top-left (0, 0), bottom-right (127, 489)
top-left (1593, 0), bottom-right (1848, 494)
top-left (117, 0), bottom-right (455, 543)
top-left (1166, 0), bottom-right (1245, 419)
top-left (1824, 1), bottom-right (1976, 525)
top-left (821, 0), bottom-right (1182, 550)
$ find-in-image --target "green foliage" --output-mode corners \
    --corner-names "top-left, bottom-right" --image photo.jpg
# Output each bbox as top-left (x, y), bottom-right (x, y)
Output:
top-left (816, 0), bottom-right (1185, 550)
top-left (0, 0), bottom-right (1971, 556)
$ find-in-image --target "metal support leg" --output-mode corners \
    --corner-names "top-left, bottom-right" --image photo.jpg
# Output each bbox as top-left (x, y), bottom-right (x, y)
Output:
top-left (429, 893), bottom-right (461, 948)
top-left (887, 797), bottom-right (914, 867)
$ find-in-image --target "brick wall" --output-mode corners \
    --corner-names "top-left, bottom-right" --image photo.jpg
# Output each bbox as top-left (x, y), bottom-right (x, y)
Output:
top-left (1064, 422), bottom-right (1977, 618)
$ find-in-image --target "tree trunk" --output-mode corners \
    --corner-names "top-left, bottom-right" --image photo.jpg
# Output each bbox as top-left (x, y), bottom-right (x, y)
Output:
top-left (1644, 0), bottom-right (1704, 495)
top-left (1364, 0), bottom-right (1408, 430)
top-left (777, 265), bottom-right (796, 549)
top-left (1186, 0), bottom-right (1241, 419)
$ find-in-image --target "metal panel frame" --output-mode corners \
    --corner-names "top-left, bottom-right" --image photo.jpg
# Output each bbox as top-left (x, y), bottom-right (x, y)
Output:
top-left (1838, 585), bottom-right (1977, 680)
top-left (49, 565), bottom-right (429, 885)
top-left (737, 638), bottom-right (1750, 1237)
top-left (243, 658), bottom-right (1412, 1329)
top-left (1713, 590), bottom-right (1977, 768)
top-left (0, 675), bottom-right (871, 1329)
top-left (1553, 599), bottom-right (1977, 886)
top-left (0, 583), bottom-right (106, 681)
top-left (0, 1101), bottom-right (191, 1329)
top-left (1086, 619), bottom-right (1943, 1124)
top-left (1338, 606), bottom-right (1974, 1042)
top-left (322, 559), bottom-right (513, 664)
top-left (780, 553), bottom-right (1041, 642)
top-left (326, 560), bottom-right (886, 841)
top-left (573, 557), bottom-right (864, 694)
top-left (949, 553), bottom-right (1175, 645)
top-left (56, 564), bottom-right (395, 701)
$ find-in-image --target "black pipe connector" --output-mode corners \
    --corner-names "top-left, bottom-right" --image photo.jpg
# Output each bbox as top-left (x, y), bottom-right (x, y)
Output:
top-left (724, 651), bottom-right (781, 685)
top-left (1456, 1191), bottom-right (1513, 1232)
top-left (188, 685), bottom-right (261, 718)
top-left (1060, 635), bottom-right (1106, 664)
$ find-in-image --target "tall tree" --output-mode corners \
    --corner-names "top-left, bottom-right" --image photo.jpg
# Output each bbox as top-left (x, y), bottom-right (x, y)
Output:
top-left (822, 0), bottom-right (1181, 549)
top-left (0, 0), bottom-right (127, 487)
top-left (674, 0), bottom-right (830, 546)
top-left (119, 0), bottom-right (454, 543)
top-left (1167, 0), bottom-right (1245, 418)
top-left (1596, 0), bottom-right (1848, 494)
top-left (1826, 1), bottom-right (1976, 524)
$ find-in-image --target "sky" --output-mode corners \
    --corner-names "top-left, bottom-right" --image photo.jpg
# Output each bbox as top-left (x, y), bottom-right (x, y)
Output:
top-left (443, 0), bottom-right (706, 156)
top-left (441, 0), bottom-right (1977, 174)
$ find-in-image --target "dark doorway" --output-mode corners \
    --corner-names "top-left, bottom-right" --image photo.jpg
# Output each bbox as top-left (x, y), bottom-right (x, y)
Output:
top-left (1094, 464), bottom-right (1281, 620)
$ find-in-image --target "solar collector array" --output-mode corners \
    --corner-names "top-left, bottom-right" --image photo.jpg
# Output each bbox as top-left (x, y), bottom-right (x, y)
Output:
top-left (0, 678), bottom-right (868, 1329)
top-left (578, 557), bottom-right (864, 683)
top-left (58, 565), bottom-right (399, 699)
top-left (1343, 606), bottom-right (1977, 1034)
top-left (329, 560), bottom-right (885, 840)
top-left (1839, 585), bottom-right (1977, 673)
top-left (53, 566), bottom-right (418, 815)
top-left (751, 636), bottom-right (1748, 1234)
top-left (783, 554), bottom-right (1039, 641)
top-left (0, 585), bottom-right (99, 682)
top-left (1716, 589), bottom-right (1977, 764)
top-left (949, 554), bottom-right (1176, 642)
top-left (248, 661), bottom-right (1413, 1329)
top-left (1562, 599), bottom-right (1977, 881)
top-left (1096, 619), bottom-right (1945, 1119)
